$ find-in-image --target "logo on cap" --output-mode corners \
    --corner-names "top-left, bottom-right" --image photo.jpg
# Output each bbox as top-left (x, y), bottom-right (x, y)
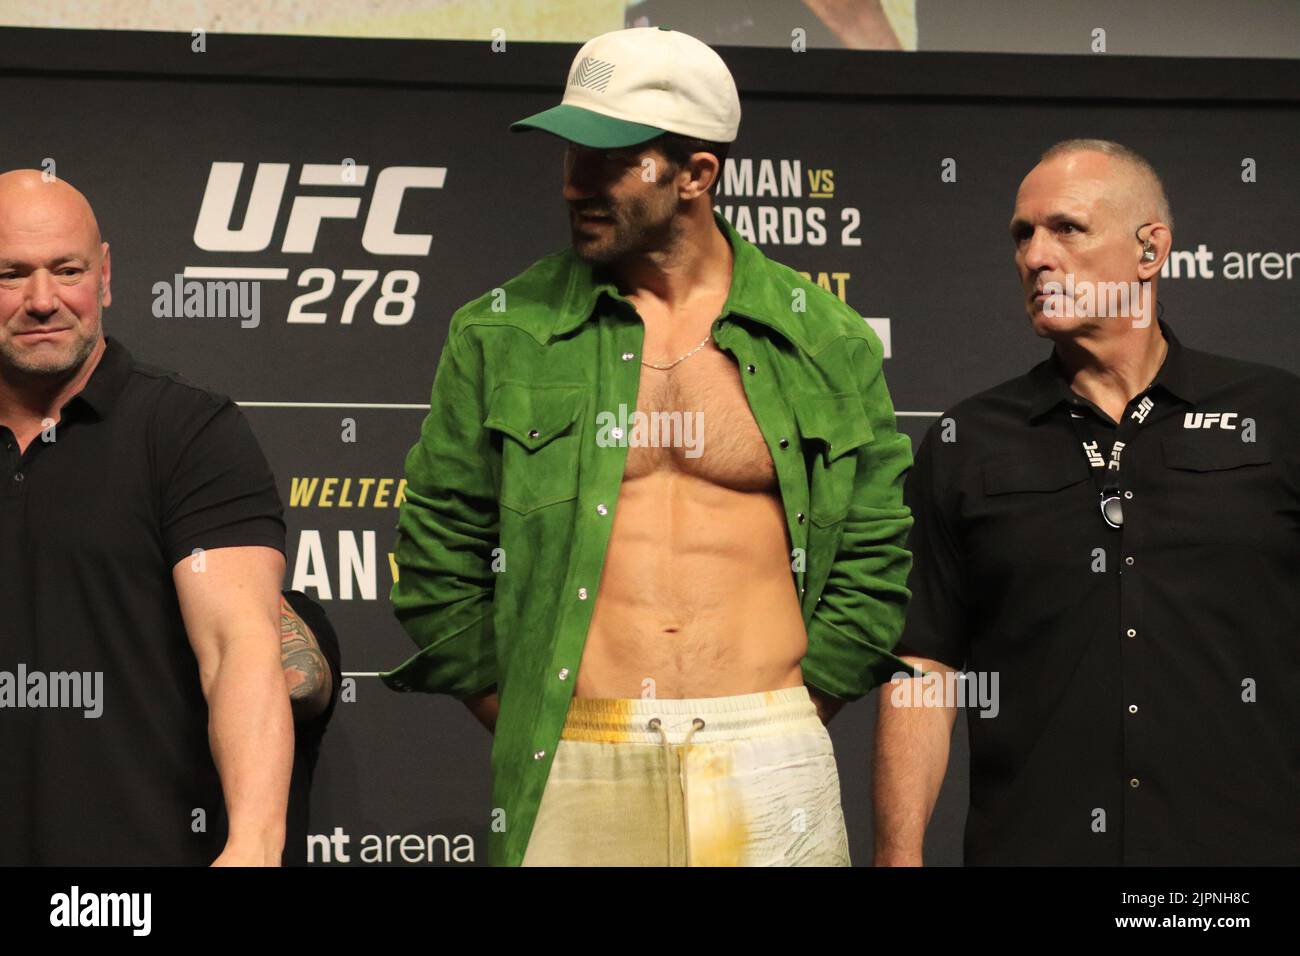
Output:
top-left (569, 56), bottom-right (615, 92)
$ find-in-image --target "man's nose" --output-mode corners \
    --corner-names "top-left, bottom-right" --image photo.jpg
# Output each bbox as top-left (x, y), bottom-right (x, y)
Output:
top-left (562, 175), bottom-right (591, 202)
top-left (563, 168), bottom-right (597, 202)
top-left (25, 270), bottom-right (59, 318)
top-left (1021, 228), bottom-right (1057, 274)
top-left (562, 151), bottom-right (601, 201)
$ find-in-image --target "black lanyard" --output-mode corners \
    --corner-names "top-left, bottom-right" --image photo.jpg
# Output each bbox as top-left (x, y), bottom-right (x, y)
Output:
top-left (1066, 392), bottom-right (1156, 529)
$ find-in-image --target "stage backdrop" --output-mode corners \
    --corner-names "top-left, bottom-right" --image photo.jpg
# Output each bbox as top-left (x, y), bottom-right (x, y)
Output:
top-left (1, 27), bottom-right (1296, 864)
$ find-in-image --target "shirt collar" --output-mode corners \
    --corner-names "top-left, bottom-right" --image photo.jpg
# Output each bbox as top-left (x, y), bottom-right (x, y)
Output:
top-left (64, 335), bottom-right (132, 420)
top-left (548, 210), bottom-right (820, 355)
top-left (1027, 318), bottom-right (1197, 423)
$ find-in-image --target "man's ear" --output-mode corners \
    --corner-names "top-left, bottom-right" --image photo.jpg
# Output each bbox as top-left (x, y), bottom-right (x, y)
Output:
top-left (99, 242), bottom-right (112, 308)
top-left (682, 151), bottom-right (721, 200)
top-left (1138, 222), bottom-right (1171, 281)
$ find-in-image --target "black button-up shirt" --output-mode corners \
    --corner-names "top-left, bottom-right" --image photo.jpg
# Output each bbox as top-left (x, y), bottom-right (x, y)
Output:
top-left (0, 336), bottom-right (285, 864)
top-left (898, 320), bottom-right (1300, 865)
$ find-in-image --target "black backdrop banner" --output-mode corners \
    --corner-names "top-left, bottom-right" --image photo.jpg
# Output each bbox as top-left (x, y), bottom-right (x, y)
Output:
top-left (2, 27), bottom-right (1296, 865)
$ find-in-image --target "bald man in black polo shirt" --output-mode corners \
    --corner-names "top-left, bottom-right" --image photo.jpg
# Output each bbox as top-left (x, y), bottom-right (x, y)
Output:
top-left (874, 140), bottom-right (1300, 866)
top-left (0, 169), bottom-right (293, 865)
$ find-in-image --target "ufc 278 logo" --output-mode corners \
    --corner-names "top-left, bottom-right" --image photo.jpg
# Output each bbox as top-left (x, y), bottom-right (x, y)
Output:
top-left (190, 162), bottom-right (445, 326)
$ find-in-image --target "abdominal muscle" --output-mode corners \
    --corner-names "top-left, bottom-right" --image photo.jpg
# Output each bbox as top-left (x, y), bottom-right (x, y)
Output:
top-left (576, 469), bottom-right (808, 700)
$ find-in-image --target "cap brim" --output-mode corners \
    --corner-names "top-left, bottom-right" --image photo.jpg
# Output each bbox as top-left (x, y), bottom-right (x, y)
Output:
top-left (509, 104), bottom-right (664, 148)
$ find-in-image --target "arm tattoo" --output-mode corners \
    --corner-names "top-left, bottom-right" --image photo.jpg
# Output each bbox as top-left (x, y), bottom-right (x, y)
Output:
top-left (280, 596), bottom-right (332, 718)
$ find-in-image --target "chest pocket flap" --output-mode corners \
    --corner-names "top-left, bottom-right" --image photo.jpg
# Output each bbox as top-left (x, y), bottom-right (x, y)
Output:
top-left (983, 454), bottom-right (1091, 496)
top-left (483, 382), bottom-right (585, 450)
top-left (1162, 435), bottom-right (1272, 471)
top-left (483, 382), bottom-right (586, 513)
top-left (794, 392), bottom-right (874, 465)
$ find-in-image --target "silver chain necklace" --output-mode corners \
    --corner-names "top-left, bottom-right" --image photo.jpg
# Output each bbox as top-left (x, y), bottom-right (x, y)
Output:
top-left (641, 331), bottom-right (714, 371)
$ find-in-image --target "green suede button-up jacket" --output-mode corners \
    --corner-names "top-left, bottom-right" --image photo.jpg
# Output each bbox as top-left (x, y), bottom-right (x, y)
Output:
top-left (382, 211), bottom-right (914, 866)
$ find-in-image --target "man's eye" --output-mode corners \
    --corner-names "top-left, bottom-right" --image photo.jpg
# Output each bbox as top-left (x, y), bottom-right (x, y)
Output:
top-left (1059, 223), bottom-right (1079, 234)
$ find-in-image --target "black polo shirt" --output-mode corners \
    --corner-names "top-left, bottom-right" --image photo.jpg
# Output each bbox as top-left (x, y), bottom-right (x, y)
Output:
top-left (898, 320), bottom-right (1300, 866)
top-left (0, 336), bottom-right (285, 865)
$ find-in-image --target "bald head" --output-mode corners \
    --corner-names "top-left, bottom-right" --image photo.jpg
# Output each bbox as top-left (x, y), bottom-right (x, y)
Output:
top-left (0, 169), bottom-right (110, 384)
top-left (1037, 139), bottom-right (1172, 235)
top-left (0, 169), bottom-right (103, 251)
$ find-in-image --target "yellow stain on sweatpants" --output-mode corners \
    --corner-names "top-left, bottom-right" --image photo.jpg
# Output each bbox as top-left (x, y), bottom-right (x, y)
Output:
top-left (684, 745), bottom-right (748, 866)
top-left (558, 697), bottom-right (636, 743)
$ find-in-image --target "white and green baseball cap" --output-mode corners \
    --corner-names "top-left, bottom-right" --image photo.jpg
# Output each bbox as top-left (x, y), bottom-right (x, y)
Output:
top-left (510, 26), bottom-right (741, 148)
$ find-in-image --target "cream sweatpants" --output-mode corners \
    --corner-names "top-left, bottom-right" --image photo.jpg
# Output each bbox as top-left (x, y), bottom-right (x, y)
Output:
top-left (521, 686), bottom-right (851, 866)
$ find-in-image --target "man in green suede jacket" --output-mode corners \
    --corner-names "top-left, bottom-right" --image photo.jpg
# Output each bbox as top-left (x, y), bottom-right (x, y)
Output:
top-left (383, 26), bottom-right (913, 866)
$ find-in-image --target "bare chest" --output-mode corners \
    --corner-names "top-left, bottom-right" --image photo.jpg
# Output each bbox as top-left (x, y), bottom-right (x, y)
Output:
top-left (623, 341), bottom-right (777, 492)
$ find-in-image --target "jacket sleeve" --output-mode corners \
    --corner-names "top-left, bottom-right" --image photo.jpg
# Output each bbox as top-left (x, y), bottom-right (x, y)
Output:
top-left (381, 324), bottom-right (500, 699)
top-left (801, 331), bottom-right (917, 700)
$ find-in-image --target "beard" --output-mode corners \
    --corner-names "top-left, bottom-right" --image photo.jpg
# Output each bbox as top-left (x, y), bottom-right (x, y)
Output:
top-left (0, 327), bottom-right (98, 380)
top-left (0, 296), bottom-right (102, 380)
top-left (569, 188), bottom-right (678, 267)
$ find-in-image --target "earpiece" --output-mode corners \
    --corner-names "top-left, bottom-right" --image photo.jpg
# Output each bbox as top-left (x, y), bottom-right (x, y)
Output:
top-left (1136, 222), bottom-right (1157, 263)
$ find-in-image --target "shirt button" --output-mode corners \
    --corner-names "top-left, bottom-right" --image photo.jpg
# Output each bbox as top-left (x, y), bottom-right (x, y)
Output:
top-left (528, 428), bottom-right (540, 439)
top-left (1125, 556), bottom-right (1135, 566)
top-left (1126, 628), bottom-right (1137, 638)
top-left (577, 587), bottom-right (588, 600)
top-left (1129, 777), bottom-right (1140, 789)
top-left (796, 512), bottom-right (806, 524)
top-left (622, 352), bottom-right (635, 361)
top-left (558, 668), bottom-right (569, 680)
top-left (1128, 704), bottom-right (1139, 714)
top-left (746, 363), bottom-right (757, 374)
top-left (533, 750), bottom-right (546, 760)
top-left (1123, 491), bottom-right (1133, 500)
top-left (611, 427), bottom-right (624, 440)
top-left (779, 438), bottom-right (789, 449)
top-left (596, 503), bottom-right (608, 516)
top-left (13, 472), bottom-right (23, 482)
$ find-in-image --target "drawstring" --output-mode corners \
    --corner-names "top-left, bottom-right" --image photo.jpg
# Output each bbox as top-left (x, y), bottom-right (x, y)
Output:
top-left (648, 716), bottom-right (706, 866)
top-left (647, 719), bottom-right (671, 864)
top-left (680, 718), bottom-right (705, 867)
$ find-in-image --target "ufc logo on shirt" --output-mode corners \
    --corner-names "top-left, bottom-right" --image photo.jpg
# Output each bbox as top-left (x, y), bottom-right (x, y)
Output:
top-left (1108, 440), bottom-right (1125, 473)
top-left (1130, 396), bottom-right (1154, 423)
top-left (1184, 412), bottom-right (1239, 429)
